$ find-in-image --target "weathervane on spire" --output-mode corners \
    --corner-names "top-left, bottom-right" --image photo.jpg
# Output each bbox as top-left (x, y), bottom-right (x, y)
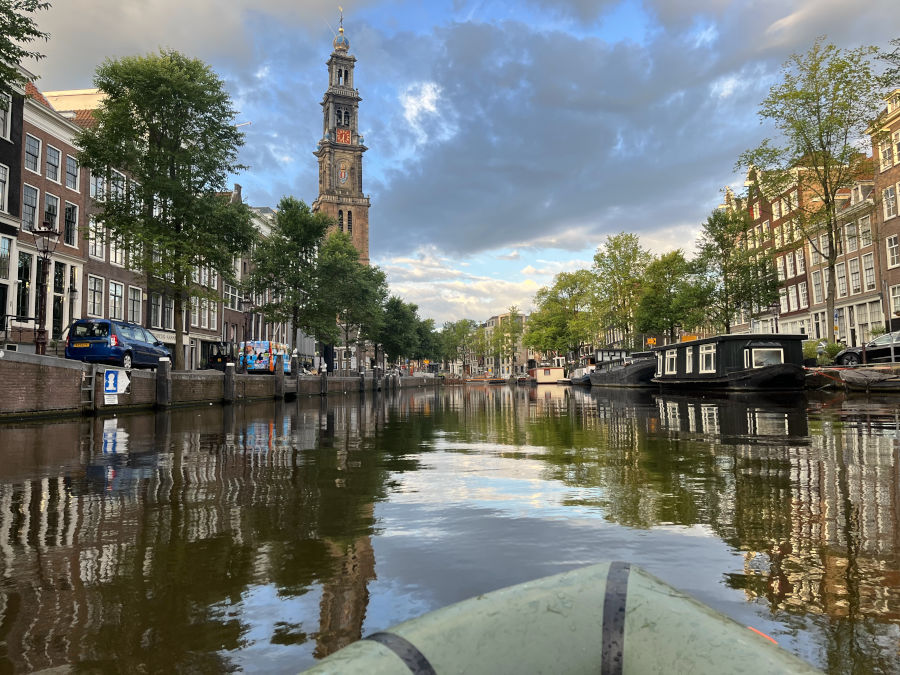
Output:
top-left (338, 6), bottom-right (344, 32)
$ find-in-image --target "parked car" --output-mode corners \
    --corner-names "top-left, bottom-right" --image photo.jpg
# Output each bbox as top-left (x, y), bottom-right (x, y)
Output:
top-left (834, 331), bottom-right (900, 366)
top-left (65, 319), bottom-right (170, 369)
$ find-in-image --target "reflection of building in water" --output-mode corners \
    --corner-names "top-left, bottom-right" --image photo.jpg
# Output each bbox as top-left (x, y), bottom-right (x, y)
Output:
top-left (654, 394), bottom-right (900, 631)
top-left (0, 397), bottom-right (387, 673)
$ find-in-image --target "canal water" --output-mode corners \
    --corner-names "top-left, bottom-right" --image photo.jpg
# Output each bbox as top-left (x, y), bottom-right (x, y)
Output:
top-left (1, 386), bottom-right (899, 674)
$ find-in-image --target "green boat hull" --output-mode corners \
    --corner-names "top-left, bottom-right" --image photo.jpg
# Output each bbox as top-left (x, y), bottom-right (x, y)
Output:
top-left (301, 562), bottom-right (820, 674)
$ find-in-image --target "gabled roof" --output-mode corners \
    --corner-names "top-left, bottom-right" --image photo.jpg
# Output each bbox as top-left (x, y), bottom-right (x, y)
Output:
top-left (25, 82), bottom-right (53, 109)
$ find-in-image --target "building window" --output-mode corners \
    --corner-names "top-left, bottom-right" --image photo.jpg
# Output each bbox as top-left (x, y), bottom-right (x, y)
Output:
top-left (685, 347), bottom-right (693, 373)
top-left (788, 285), bottom-right (799, 311)
top-left (799, 281), bottom-right (809, 308)
top-left (795, 249), bottom-right (805, 274)
top-left (44, 193), bottom-right (59, 231)
top-left (108, 281), bottom-right (124, 320)
top-left (191, 296), bottom-right (199, 326)
top-left (846, 223), bottom-right (858, 252)
top-left (785, 253), bottom-right (795, 278)
top-left (0, 164), bottom-right (7, 213)
top-left (862, 253), bottom-right (875, 291)
top-left (209, 301), bottom-right (217, 331)
top-left (347, 210), bottom-right (352, 234)
top-left (665, 349), bottom-right (677, 374)
top-left (110, 236), bottom-right (125, 266)
top-left (885, 186), bottom-right (898, 220)
top-left (163, 296), bottom-right (174, 330)
top-left (224, 282), bottom-right (239, 310)
top-left (835, 262), bottom-right (847, 297)
top-left (699, 344), bottom-right (715, 373)
top-left (779, 287), bottom-right (789, 313)
top-left (849, 258), bottom-right (861, 295)
top-left (0, 237), bottom-right (10, 280)
top-left (809, 241), bottom-right (820, 266)
top-left (89, 172), bottom-right (104, 201)
top-left (859, 215), bottom-right (872, 247)
top-left (888, 235), bottom-right (900, 268)
top-left (88, 218), bottom-right (105, 259)
top-left (22, 184), bottom-right (38, 230)
top-left (45, 146), bottom-right (60, 182)
top-left (16, 252), bottom-right (32, 318)
top-left (776, 257), bottom-right (785, 281)
top-left (64, 203), bottom-right (77, 246)
top-left (87, 275), bottom-right (103, 316)
top-left (109, 170), bottom-right (125, 201)
top-left (128, 286), bottom-right (141, 323)
top-left (200, 298), bottom-right (208, 328)
top-left (0, 94), bottom-right (9, 139)
top-left (150, 293), bottom-right (161, 328)
top-left (880, 139), bottom-right (894, 171)
top-left (24, 135), bottom-right (40, 173)
top-left (338, 209), bottom-right (343, 231)
top-left (892, 285), bottom-right (900, 316)
top-left (65, 156), bottom-right (79, 191)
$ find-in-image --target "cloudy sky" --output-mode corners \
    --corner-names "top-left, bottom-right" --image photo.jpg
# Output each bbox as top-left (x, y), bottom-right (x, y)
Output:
top-left (26, 0), bottom-right (899, 325)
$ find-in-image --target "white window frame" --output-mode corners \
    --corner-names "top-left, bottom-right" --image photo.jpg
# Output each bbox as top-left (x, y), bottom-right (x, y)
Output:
top-left (795, 249), bottom-right (805, 274)
top-left (63, 202), bottom-right (78, 248)
top-left (22, 183), bottom-right (38, 230)
top-left (43, 192), bottom-right (59, 231)
top-left (888, 235), bottom-right (900, 269)
top-left (24, 134), bottom-right (41, 174)
top-left (45, 144), bottom-right (61, 183)
top-left (665, 349), bottom-right (677, 375)
top-left (750, 348), bottom-right (784, 369)
top-left (65, 155), bottom-right (79, 192)
top-left (0, 94), bottom-right (10, 140)
top-left (859, 215), bottom-right (872, 247)
top-left (699, 344), bottom-right (715, 373)
top-left (812, 270), bottom-right (823, 304)
top-left (109, 280), bottom-right (124, 320)
top-left (848, 257), bottom-right (861, 295)
top-left (799, 281), bottom-right (809, 309)
top-left (685, 347), bottom-right (693, 374)
top-left (885, 186), bottom-right (898, 220)
top-left (87, 275), bottom-right (104, 317)
top-left (0, 162), bottom-right (8, 213)
top-left (209, 300), bottom-right (217, 331)
top-left (788, 285), bottom-right (799, 311)
top-left (109, 234), bottom-right (125, 267)
top-left (128, 285), bottom-right (142, 323)
top-left (835, 262), bottom-right (847, 297)
top-left (88, 217), bottom-right (105, 260)
top-left (862, 253), bottom-right (875, 291)
top-left (150, 292), bottom-right (162, 328)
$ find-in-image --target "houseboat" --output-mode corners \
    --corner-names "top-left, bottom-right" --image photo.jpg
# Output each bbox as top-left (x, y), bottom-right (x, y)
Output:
top-left (651, 334), bottom-right (806, 391)
top-left (589, 351), bottom-right (657, 388)
top-left (530, 365), bottom-right (566, 384)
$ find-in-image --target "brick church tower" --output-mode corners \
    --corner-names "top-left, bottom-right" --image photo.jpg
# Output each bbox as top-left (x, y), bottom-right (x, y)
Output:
top-left (312, 16), bottom-right (370, 265)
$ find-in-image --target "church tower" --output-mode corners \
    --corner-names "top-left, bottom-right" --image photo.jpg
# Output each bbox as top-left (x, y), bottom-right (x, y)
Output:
top-left (312, 15), bottom-right (370, 265)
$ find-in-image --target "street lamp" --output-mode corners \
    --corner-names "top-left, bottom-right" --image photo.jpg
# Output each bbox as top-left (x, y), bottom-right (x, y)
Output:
top-left (33, 222), bottom-right (58, 356)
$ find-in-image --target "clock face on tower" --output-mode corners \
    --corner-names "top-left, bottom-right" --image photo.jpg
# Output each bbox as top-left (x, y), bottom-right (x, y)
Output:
top-left (336, 128), bottom-right (351, 144)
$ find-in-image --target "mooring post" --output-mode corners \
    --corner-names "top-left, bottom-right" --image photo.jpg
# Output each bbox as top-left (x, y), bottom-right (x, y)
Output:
top-left (274, 355), bottom-right (285, 399)
top-left (320, 371), bottom-right (327, 396)
top-left (223, 363), bottom-right (235, 403)
top-left (156, 358), bottom-right (172, 408)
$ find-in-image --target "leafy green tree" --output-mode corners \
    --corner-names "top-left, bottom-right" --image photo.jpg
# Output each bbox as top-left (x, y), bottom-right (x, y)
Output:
top-left (0, 0), bottom-right (49, 108)
top-left (318, 232), bottom-right (388, 366)
top-left (880, 37), bottom-right (900, 88)
top-left (440, 319), bottom-right (477, 372)
top-left (634, 250), bottom-right (706, 341)
top-left (246, 196), bottom-right (333, 345)
top-left (413, 317), bottom-right (440, 363)
top-left (739, 38), bottom-right (883, 342)
top-left (77, 49), bottom-right (254, 369)
top-left (592, 232), bottom-right (651, 345)
top-left (695, 209), bottom-right (779, 333)
top-left (378, 296), bottom-right (418, 366)
top-left (524, 270), bottom-right (596, 357)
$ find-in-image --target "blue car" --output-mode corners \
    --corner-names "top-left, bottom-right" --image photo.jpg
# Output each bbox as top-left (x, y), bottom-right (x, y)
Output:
top-left (65, 319), bottom-right (170, 369)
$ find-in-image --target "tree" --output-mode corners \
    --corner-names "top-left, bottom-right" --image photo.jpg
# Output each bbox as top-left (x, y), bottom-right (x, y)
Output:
top-left (0, 0), bottom-right (49, 108)
top-left (77, 49), bottom-right (254, 369)
top-left (635, 250), bottom-right (707, 341)
top-left (378, 296), bottom-right (418, 366)
top-left (318, 232), bottom-right (388, 368)
top-left (739, 38), bottom-right (883, 342)
top-left (440, 319), bottom-right (477, 373)
top-left (880, 37), bottom-right (900, 88)
top-left (592, 232), bottom-right (651, 346)
top-left (246, 196), bottom-right (333, 345)
top-left (524, 270), bottom-right (596, 357)
top-left (493, 306), bottom-right (524, 374)
top-left (695, 209), bottom-right (779, 333)
top-left (413, 316), bottom-right (440, 364)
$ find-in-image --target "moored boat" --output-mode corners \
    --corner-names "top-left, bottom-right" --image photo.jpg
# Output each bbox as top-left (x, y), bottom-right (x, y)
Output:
top-left (652, 334), bottom-right (806, 391)
top-left (301, 562), bottom-right (819, 674)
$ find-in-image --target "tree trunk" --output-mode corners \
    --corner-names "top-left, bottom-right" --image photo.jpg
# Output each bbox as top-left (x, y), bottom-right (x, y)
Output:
top-left (174, 290), bottom-right (185, 371)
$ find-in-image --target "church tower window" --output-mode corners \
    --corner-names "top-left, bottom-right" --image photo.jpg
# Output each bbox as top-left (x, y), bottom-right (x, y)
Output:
top-left (348, 211), bottom-right (352, 234)
top-left (338, 210), bottom-right (343, 231)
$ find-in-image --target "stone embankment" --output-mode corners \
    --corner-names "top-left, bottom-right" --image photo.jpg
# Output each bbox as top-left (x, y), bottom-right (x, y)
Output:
top-left (0, 350), bottom-right (437, 420)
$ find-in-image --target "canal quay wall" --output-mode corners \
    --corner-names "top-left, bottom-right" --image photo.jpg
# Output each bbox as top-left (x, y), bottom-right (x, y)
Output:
top-left (0, 350), bottom-right (438, 421)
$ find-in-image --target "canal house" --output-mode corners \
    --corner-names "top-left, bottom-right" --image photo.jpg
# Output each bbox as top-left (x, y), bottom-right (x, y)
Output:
top-left (652, 334), bottom-right (807, 391)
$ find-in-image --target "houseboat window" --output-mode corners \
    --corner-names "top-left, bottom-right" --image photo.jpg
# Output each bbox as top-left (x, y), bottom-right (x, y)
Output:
top-left (685, 347), bottom-right (693, 373)
top-left (665, 349), bottom-right (677, 374)
top-left (751, 348), bottom-right (783, 368)
top-left (699, 344), bottom-right (716, 373)
top-left (543, 369), bottom-right (550, 375)
top-left (655, 352), bottom-right (662, 378)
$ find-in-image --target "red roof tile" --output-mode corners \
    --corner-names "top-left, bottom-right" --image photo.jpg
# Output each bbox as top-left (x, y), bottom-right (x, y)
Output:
top-left (25, 82), bottom-right (53, 109)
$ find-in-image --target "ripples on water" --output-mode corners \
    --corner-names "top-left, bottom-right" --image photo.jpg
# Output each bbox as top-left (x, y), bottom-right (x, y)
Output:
top-left (0, 386), bottom-right (899, 673)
